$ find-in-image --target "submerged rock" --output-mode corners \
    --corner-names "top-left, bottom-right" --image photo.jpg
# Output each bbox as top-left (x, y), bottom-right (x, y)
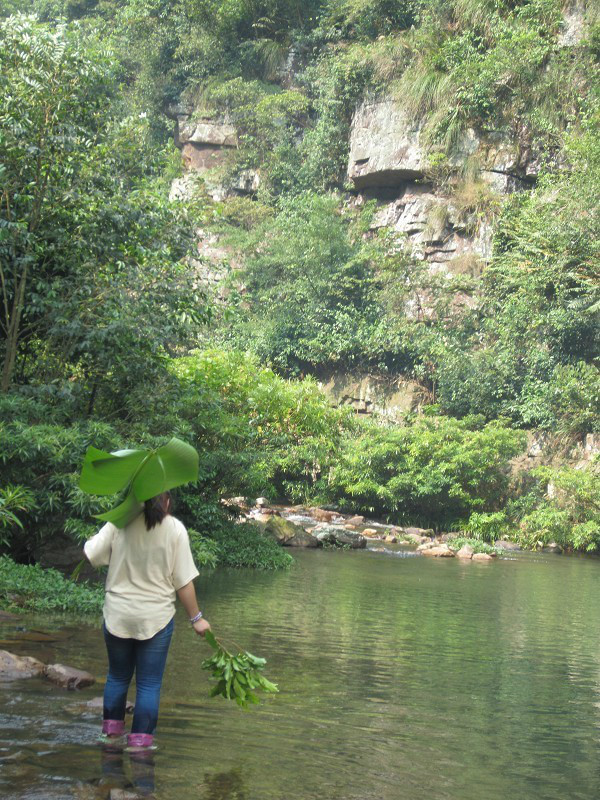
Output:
top-left (472, 552), bottom-right (495, 562)
top-left (45, 663), bottom-right (95, 690)
top-left (0, 649), bottom-right (45, 680)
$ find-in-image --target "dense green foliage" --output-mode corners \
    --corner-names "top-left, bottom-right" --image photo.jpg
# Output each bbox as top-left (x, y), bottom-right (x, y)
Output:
top-left (322, 415), bottom-right (526, 527)
top-left (433, 126), bottom-right (600, 431)
top-left (0, 14), bottom-right (209, 409)
top-left (509, 465), bottom-right (600, 552)
top-left (0, 555), bottom-right (103, 612)
top-left (0, 366), bottom-right (312, 567)
top-left (215, 193), bottom-right (386, 373)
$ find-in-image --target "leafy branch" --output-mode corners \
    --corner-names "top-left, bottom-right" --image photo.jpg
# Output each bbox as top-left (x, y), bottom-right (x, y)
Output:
top-left (202, 630), bottom-right (278, 709)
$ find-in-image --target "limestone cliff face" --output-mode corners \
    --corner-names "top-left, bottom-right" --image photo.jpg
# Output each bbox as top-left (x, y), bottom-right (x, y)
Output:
top-left (170, 106), bottom-right (259, 203)
top-left (169, 3), bottom-right (588, 413)
top-left (346, 98), bottom-right (540, 273)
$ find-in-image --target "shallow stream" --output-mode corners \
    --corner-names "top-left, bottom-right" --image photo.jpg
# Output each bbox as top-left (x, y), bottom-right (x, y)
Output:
top-left (3, 546), bottom-right (600, 800)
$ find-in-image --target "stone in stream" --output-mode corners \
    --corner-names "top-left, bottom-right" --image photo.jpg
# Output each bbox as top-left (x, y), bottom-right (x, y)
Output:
top-left (362, 528), bottom-right (379, 537)
top-left (542, 542), bottom-right (563, 554)
top-left (255, 497), bottom-right (269, 507)
top-left (456, 545), bottom-right (474, 559)
top-left (309, 507), bottom-right (340, 522)
top-left (495, 539), bottom-right (521, 551)
top-left (472, 552), bottom-right (495, 562)
top-left (262, 516), bottom-right (321, 547)
top-left (44, 663), bottom-right (96, 690)
top-left (420, 544), bottom-right (455, 558)
top-left (384, 535), bottom-right (398, 543)
top-left (404, 527), bottom-right (435, 538)
top-left (346, 515), bottom-right (365, 525)
top-left (331, 530), bottom-right (367, 549)
top-left (0, 649), bottom-right (45, 680)
top-left (253, 512), bottom-right (274, 524)
top-left (344, 523), bottom-right (357, 530)
top-left (314, 527), bottom-right (367, 549)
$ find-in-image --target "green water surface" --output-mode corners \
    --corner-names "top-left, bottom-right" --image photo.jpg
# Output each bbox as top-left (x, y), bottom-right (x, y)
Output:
top-left (2, 546), bottom-right (600, 800)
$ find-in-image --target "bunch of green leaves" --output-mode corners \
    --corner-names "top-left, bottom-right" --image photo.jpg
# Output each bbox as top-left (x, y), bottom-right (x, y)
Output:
top-left (0, 486), bottom-right (36, 546)
top-left (202, 630), bottom-right (278, 708)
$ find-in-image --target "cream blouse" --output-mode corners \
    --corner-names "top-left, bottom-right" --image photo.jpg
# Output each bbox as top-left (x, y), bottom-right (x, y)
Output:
top-left (84, 513), bottom-right (199, 640)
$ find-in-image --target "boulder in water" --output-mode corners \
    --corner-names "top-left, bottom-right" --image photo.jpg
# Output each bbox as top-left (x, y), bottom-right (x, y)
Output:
top-left (309, 507), bottom-right (339, 522)
top-left (346, 515), bottom-right (365, 525)
top-left (0, 649), bottom-right (45, 680)
top-left (420, 544), bottom-right (455, 558)
top-left (315, 527), bottom-right (367, 548)
top-left (45, 663), bottom-right (95, 690)
top-left (263, 516), bottom-right (321, 547)
top-left (472, 552), bottom-right (495, 562)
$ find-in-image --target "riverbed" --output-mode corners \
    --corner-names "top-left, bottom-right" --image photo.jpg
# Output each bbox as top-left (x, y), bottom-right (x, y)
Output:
top-left (2, 545), bottom-right (600, 800)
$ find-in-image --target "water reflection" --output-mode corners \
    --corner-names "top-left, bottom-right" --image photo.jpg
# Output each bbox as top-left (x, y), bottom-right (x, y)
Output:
top-left (100, 747), bottom-right (156, 797)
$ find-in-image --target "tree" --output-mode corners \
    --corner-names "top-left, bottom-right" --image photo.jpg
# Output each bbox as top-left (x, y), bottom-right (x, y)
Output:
top-left (0, 14), bottom-right (115, 389)
top-left (0, 15), bottom-right (210, 406)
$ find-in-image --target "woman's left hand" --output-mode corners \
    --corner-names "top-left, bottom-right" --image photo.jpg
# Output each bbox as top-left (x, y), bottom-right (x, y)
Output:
top-left (193, 618), bottom-right (211, 637)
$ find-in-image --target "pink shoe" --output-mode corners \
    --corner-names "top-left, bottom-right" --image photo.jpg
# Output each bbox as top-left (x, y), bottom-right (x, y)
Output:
top-left (102, 719), bottom-right (125, 736)
top-left (126, 733), bottom-right (157, 751)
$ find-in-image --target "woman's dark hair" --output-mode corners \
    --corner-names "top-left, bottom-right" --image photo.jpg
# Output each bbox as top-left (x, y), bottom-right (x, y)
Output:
top-left (144, 491), bottom-right (172, 530)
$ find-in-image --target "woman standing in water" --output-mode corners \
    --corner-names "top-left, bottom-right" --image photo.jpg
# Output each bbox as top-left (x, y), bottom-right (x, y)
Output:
top-left (84, 491), bottom-right (210, 750)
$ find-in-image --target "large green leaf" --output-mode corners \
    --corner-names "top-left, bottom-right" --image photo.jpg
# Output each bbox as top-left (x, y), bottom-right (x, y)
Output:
top-left (155, 438), bottom-right (199, 493)
top-left (79, 447), bottom-right (147, 495)
top-left (95, 490), bottom-right (144, 529)
top-left (80, 437), bottom-right (199, 529)
top-left (131, 452), bottom-right (166, 502)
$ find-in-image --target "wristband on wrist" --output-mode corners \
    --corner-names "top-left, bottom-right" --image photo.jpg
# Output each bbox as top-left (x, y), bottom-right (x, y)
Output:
top-left (189, 611), bottom-right (203, 624)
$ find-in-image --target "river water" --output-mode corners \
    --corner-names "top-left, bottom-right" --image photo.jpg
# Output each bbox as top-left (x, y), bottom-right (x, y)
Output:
top-left (3, 546), bottom-right (600, 800)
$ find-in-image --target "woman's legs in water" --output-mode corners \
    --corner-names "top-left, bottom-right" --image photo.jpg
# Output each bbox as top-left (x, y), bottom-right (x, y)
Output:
top-left (130, 617), bottom-right (174, 736)
top-left (103, 623), bottom-right (135, 735)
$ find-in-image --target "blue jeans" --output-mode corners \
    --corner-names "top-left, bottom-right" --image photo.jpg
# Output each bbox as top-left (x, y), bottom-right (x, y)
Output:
top-left (103, 617), bottom-right (174, 735)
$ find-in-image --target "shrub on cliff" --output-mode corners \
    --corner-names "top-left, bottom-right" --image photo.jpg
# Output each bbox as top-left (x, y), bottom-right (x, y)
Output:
top-left (434, 122), bottom-right (600, 431)
top-left (509, 464), bottom-right (600, 552)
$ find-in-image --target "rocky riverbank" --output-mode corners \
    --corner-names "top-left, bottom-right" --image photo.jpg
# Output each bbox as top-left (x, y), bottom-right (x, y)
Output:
top-left (222, 497), bottom-right (560, 559)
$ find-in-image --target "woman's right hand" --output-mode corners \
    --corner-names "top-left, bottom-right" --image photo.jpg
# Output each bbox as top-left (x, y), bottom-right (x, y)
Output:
top-left (193, 618), bottom-right (211, 637)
